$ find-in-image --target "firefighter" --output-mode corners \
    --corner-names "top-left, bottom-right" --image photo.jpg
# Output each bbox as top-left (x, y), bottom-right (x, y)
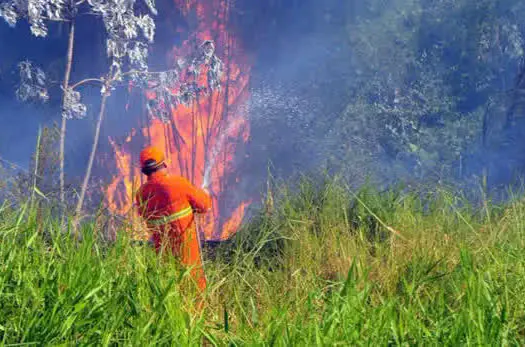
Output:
top-left (135, 145), bottom-right (212, 293)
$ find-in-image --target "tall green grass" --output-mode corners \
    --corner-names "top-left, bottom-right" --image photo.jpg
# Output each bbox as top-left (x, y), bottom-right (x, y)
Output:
top-left (1, 177), bottom-right (525, 345)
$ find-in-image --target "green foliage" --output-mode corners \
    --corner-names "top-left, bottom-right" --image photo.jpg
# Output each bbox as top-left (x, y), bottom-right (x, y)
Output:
top-left (330, 0), bottom-right (525, 185)
top-left (2, 178), bottom-right (525, 344)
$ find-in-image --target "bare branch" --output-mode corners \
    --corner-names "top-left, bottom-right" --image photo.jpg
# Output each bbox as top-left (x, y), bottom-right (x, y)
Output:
top-left (40, 16), bottom-right (71, 22)
top-left (71, 78), bottom-right (104, 89)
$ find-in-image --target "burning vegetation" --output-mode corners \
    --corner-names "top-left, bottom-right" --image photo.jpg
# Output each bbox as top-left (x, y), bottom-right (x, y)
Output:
top-left (105, 0), bottom-right (251, 241)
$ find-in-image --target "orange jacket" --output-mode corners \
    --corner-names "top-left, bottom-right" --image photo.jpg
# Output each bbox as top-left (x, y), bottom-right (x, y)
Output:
top-left (136, 171), bottom-right (211, 293)
top-left (135, 171), bottom-right (212, 232)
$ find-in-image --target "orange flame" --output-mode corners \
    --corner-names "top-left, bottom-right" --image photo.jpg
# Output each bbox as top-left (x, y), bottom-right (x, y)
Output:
top-left (105, 0), bottom-right (251, 241)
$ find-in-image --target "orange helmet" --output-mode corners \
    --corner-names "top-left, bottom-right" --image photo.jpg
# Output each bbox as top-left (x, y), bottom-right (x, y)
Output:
top-left (139, 146), bottom-right (165, 170)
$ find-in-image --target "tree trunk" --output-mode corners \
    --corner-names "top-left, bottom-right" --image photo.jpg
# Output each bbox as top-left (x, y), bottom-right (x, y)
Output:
top-left (74, 90), bottom-right (109, 227)
top-left (60, 20), bottom-right (76, 220)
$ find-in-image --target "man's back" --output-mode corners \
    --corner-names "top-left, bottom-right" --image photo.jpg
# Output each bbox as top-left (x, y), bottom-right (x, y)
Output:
top-left (136, 171), bottom-right (211, 230)
top-left (136, 146), bottom-right (210, 293)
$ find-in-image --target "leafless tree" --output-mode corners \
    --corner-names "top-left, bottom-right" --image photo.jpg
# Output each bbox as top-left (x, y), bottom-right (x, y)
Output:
top-left (1, 0), bottom-right (224, 233)
top-left (2, 0), bottom-right (85, 221)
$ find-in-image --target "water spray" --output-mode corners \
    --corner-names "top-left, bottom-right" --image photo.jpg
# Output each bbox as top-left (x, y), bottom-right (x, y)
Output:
top-left (201, 84), bottom-right (309, 191)
top-left (202, 117), bottom-right (244, 190)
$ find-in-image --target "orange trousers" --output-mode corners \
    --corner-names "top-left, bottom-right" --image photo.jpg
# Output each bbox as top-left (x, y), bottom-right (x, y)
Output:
top-left (151, 222), bottom-right (207, 292)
